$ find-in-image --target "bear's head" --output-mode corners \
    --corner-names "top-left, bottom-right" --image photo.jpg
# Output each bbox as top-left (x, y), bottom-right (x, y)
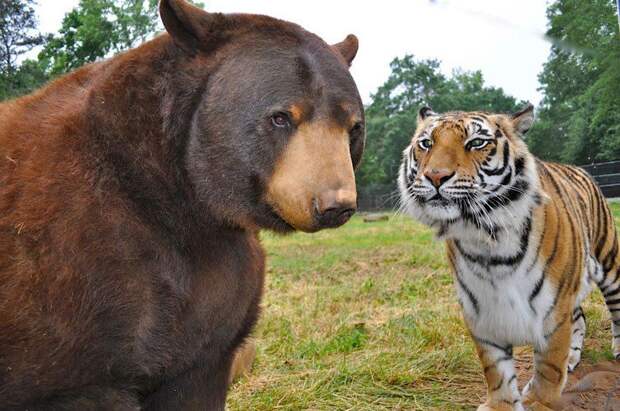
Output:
top-left (160, 0), bottom-right (364, 233)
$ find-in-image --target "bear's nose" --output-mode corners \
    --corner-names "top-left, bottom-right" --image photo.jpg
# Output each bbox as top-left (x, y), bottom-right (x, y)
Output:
top-left (315, 189), bottom-right (357, 228)
top-left (424, 169), bottom-right (455, 188)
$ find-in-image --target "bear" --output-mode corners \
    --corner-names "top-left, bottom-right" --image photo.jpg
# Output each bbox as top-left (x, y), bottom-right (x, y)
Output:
top-left (0, 0), bottom-right (364, 409)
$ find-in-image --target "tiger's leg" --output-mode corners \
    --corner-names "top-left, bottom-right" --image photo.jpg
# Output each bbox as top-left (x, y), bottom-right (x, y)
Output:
top-left (598, 267), bottom-right (620, 359)
top-left (523, 311), bottom-right (571, 407)
top-left (473, 338), bottom-right (523, 411)
top-left (567, 306), bottom-right (586, 372)
top-left (592, 196), bottom-right (620, 359)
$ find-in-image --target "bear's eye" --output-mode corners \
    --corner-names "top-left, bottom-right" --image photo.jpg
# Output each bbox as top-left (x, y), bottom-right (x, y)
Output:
top-left (271, 112), bottom-right (291, 128)
top-left (466, 138), bottom-right (488, 150)
top-left (418, 139), bottom-right (433, 150)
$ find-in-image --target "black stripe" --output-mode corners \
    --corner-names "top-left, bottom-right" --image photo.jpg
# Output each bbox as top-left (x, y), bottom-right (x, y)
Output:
top-left (544, 313), bottom-right (568, 339)
top-left (491, 376), bottom-right (504, 391)
top-left (606, 298), bottom-right (620, 306)
top-left (572, 309), bottom-right (585, 323)
top-left (456, 274), bottom-right (479, 315)
top-left (604, 285), bottom-right (620, 298)
top-left (544, 165), bottom-right (582, 298)
top-left (528, 273), bottom-right (545, 313)
top-left (455, 217), bottom-right (531, 267)
top-left (514, 156), bottom-right (525, 176)
top-left (537, 361), bottom-right (563, 384)
top-left (494, 356), bottom-right (513, 364)
top-left (474, 337), bottom-right (512, 355)
top-left (602, 234), bottom-right (618, 272)
top-left (594, 191), bottom-right (608, 258)
top-left (600, 281), bottom-right (610, 294)
top-left (524, 210), bottom-right (545, 277)
top-left (542, 203), bottom-right (562, 274)
top-left (481, 142), bottom-right (509, 176)
top-left (607, 268), bottom-right (620, 285)
top-left (482, 179), bottom-right (529, 211)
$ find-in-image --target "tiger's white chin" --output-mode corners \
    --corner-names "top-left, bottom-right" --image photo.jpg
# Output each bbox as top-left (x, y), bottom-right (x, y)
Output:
top-left (421, 202), bottom-right (460, 220)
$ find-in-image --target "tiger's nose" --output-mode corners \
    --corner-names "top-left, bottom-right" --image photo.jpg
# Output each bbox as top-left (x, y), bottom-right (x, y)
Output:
top-left (424, 169), bottom-right (455, 188)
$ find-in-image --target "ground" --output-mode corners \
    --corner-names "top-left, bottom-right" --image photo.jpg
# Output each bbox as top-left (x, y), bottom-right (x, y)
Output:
top-left (227, 204), bottom-right (620, 410)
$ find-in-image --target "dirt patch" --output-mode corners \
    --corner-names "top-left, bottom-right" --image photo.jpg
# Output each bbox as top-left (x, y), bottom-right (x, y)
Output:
top-left (514, 352), bottom-right (620, 411)
top-left (553, 361), bottom-right (620, 411)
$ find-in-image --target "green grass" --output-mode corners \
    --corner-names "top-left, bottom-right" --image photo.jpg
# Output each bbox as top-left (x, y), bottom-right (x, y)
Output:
top-left (227, 203), bottom-right (620, 410)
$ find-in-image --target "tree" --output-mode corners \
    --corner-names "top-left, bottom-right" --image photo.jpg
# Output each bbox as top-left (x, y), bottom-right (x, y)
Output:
top-left (527, 0), bottom-right (620, 164)
top-left (0, 0), bottom-right (45, 75)
top-left (0, 58), bottom-right (47, 100)
top-left (39, 0), bottom-right (160, 76)
top-left (358, 55), bottom-right (523, 190)
top-left (0, 0), bottom-right (46, 97)
top-left (1, 0), bottom-right (207, 101)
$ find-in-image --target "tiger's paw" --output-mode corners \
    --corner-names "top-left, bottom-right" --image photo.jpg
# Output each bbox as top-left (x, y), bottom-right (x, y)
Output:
top-left (523, 390), bottom-right (559, 410)
top-left (477, 400), bottom-right (524, 411)
top-left (567, 354), bottom-right (581, 373)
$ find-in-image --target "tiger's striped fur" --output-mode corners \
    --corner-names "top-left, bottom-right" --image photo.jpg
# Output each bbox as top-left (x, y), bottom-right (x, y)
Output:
top-left (398, 105), bottom-right (620, 410)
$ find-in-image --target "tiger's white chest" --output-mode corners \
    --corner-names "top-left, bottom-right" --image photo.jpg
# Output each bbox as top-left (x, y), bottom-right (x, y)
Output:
top-left (455, 261), bottom-right (555, 349)
top-left (449, 221), bottom-right (555, 350)
top-left (451, 221), bottom-right (591, 350)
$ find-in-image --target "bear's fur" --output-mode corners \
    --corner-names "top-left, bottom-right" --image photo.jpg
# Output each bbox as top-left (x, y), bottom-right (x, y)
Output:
top-left (0, 1), bottom-right (363, 409)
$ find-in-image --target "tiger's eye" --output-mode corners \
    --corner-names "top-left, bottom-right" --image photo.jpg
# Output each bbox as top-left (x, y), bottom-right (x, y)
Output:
top-left (419, 139), bottom-right (433, 150)
top-left (467, 138), bottom-right (487, 150)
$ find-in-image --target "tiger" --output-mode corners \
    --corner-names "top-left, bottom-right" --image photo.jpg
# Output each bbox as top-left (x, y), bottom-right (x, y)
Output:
top-left (397, 104), bottom-right (620, 410)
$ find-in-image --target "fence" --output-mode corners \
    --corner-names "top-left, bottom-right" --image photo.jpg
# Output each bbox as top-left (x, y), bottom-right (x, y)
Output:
top-left (357, 183), bottom-right (399, 211)
top-left (582, 160), bottom-right (620, 198)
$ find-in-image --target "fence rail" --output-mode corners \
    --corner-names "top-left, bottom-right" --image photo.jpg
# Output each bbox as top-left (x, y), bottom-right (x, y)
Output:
top-left (581, 160), bottom-right (620, 198)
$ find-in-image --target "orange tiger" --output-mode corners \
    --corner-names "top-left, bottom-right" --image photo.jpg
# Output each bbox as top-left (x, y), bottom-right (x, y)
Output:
top-left (398, 105), bottom-right (620, 410)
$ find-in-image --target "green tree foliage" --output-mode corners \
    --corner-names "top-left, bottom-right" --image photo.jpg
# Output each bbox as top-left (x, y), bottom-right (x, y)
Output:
top-left (359, 55), bottom-right (523, 189)
top-left (1, 0), bottom-right (206, 100)
top-left (0, 0), bottom-right (46, 99)
top-left (527, 0), bottom-right (620, 164)
top-left (40, 0), bottom-right (160, 76)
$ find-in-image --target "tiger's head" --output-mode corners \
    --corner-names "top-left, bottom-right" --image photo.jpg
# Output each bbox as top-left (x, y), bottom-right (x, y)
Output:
top-left (398, 104), bottom-right (540, 237)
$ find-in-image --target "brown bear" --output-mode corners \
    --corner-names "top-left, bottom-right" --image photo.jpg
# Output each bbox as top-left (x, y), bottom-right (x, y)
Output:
top-left (0, 0), bottom-right (364, 409)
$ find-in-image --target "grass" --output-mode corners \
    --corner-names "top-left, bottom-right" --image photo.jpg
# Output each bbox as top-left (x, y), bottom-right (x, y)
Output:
top-left (227, 203), bottom-right (620, 410)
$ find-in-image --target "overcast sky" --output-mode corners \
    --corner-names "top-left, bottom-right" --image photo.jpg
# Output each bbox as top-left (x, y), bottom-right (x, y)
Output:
top-left (35, 0), bottom-right (551, 105)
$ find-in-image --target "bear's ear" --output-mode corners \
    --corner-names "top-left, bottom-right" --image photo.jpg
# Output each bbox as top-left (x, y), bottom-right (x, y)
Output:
top-left (511, 103), bottom-right (535, 135)
top-left (332, 34), bottom-right (359, 67)
top-left (160, 0), bottom-right (225, 54)
top-left (417, 106), bottom-right (436, 122)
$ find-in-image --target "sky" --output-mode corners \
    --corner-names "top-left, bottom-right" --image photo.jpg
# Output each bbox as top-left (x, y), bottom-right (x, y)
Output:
top-left (35, 0), bottom-right (551, 105)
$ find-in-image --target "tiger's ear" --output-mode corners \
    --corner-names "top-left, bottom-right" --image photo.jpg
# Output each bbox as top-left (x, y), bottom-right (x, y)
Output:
top-left (418, 106), bottom-right (436, 123)
top-left (160, 0), bottom-right (227, 55)
top-left (332, 34), bottom-right (359, 67)
top-left (511, 103), bottom-right (535, 135)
